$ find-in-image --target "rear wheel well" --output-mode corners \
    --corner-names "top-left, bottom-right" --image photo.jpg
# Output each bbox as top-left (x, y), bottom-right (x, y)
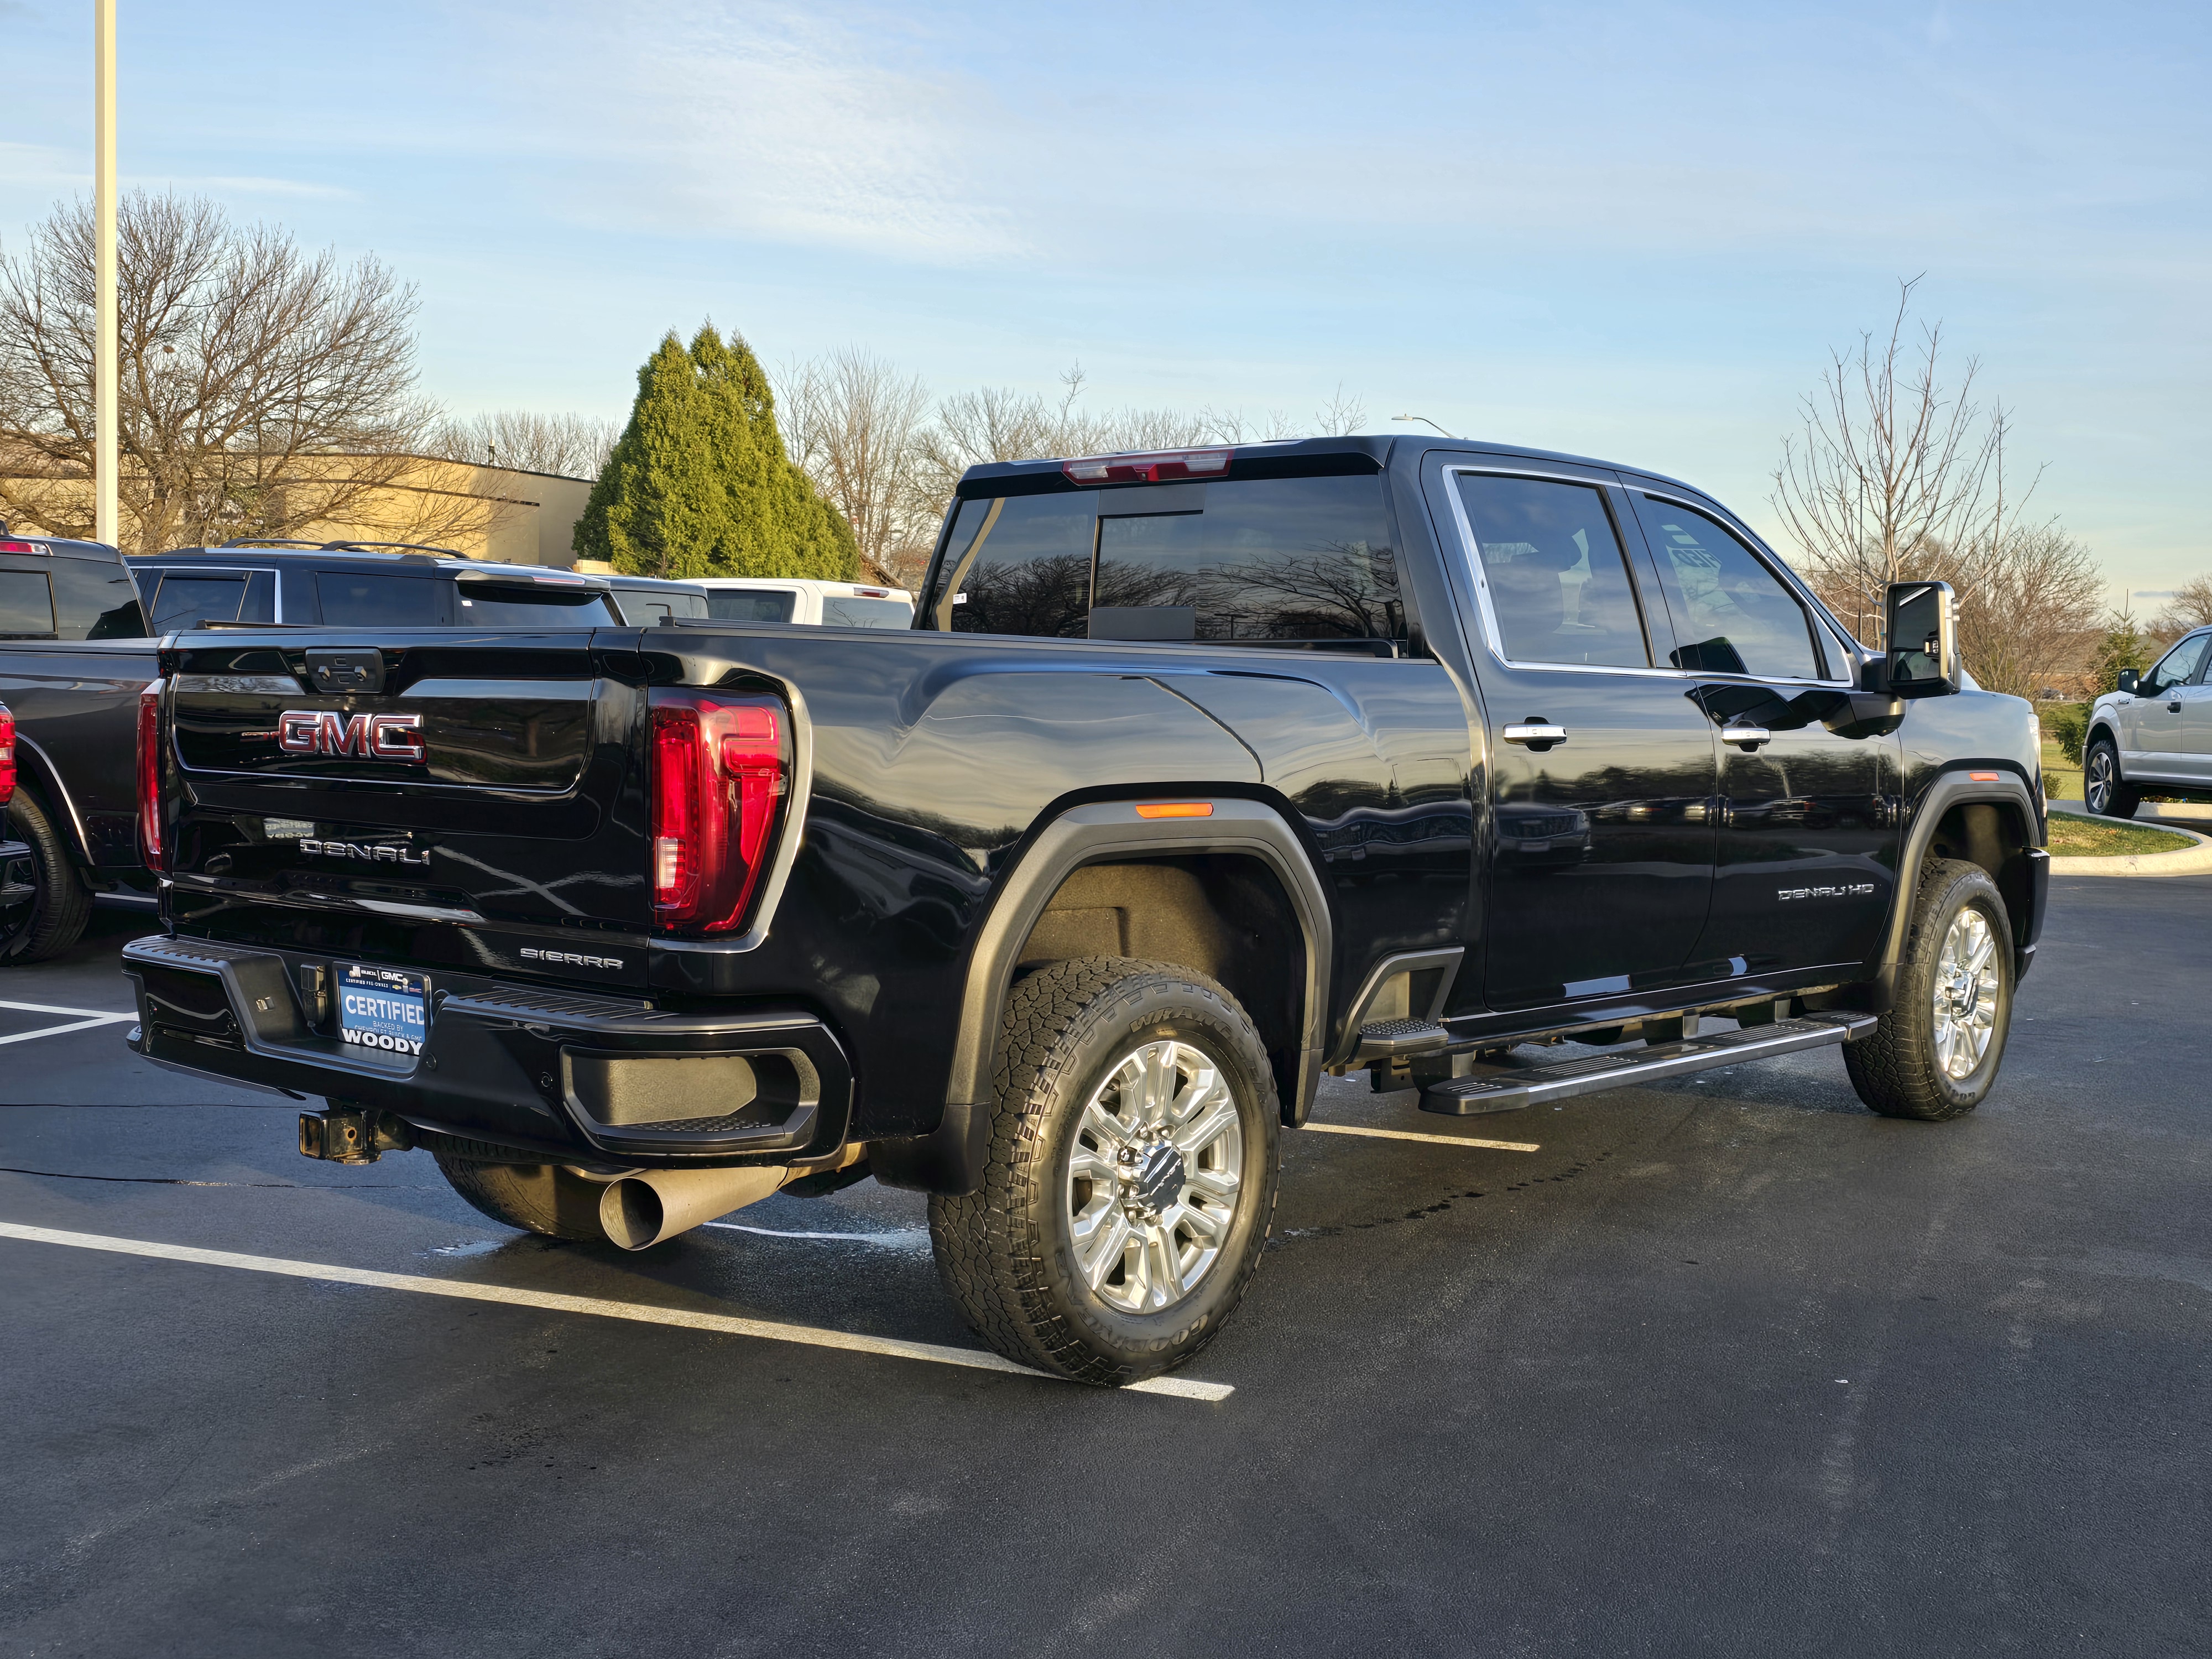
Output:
top-left (1925, 800), bottom-right (2034, 946)
top-left (1011, 855), bottom-right (1305, 1120)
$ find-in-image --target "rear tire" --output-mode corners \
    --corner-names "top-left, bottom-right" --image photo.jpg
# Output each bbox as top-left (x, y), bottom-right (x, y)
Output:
top-left (1844, 858), bottom-right (2012, 1121)
top-left (2084, 737), bottom-right (2140, 820)
top-left (433, 1151), bottom-right (608, 1242)
top-left (930, 957), bottom-right (1280, 1385)
top-left (0, 789), bottom-right (92, 966)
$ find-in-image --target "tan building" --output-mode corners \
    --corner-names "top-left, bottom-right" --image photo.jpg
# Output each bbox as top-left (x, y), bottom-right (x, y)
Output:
top-left (0, 449), bottom-right (595, 568)
top-left (304, 457), bottom-right (596, 568)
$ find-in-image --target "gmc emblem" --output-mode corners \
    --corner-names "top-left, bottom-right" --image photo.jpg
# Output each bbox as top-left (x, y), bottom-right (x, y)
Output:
top-left (278, 710), bottom-right (426, 764)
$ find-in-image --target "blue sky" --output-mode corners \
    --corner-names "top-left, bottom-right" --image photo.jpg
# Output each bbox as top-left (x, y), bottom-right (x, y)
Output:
top-left (3, 1), bottom-right (2205, 602)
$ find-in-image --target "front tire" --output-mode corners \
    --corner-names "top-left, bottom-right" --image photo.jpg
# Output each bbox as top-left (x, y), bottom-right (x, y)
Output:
top-left (0, 789), bottom-right (92, 965)
top-left (929, 957), bottom-right (1281, 1385)
top-left (2084, 736), bottom-right (2140, 820)
top-left (1844, 858), bottom-right (2013, 1120)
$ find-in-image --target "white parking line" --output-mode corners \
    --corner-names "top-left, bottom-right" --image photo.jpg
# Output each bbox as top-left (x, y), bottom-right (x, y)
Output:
top-left (0, 1222), bottom-right (1234, 1403)
top-left (1303, 1121), bottom-right (1540, 1153)
top-left (0, 999), bottom-right (137, 1047)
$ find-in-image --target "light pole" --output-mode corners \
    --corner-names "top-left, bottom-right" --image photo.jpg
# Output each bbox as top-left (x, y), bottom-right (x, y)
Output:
top-left (94, 0), bottom-right (117, 547)
top-left (1391, 414), bottom-right (1457, 439)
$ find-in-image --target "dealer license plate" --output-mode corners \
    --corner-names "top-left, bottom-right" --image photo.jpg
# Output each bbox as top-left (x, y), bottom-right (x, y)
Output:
top-left (337, 963), bottom-right (429, 1059)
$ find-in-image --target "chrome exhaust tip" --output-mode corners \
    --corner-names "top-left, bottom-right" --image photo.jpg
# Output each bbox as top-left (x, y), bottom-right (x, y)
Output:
top-left (597, 1165), bottom-right (789, 1250)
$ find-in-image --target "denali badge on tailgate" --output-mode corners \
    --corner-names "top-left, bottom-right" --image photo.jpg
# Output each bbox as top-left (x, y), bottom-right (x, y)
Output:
top-left (278, 710), bottom-right (425, 763)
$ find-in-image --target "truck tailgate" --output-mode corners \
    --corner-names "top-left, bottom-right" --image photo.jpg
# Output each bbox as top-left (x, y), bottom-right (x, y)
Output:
top-left (163, 629), bottom-right (651, 990)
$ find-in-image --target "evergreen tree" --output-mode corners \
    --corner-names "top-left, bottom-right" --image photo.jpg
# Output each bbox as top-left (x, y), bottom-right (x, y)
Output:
top-left (2090, 611), bottom-right (2152, 695)
top-left (575, 324), bottom-right (857, 580)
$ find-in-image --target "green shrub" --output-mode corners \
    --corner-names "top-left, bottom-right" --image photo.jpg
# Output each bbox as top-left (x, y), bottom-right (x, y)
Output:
top-left (2044, 702), bottom-right (2089, 766)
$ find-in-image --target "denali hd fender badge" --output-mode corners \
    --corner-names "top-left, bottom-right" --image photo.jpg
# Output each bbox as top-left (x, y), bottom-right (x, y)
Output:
top-left (300, 839), bottom-right (431, 867)
top-left (1777, 883), bottom-right (1876, 901)
top-left (278, 709), bottom-right (426, 763)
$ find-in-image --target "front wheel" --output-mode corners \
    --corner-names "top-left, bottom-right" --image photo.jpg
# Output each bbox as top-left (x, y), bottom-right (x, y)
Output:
top-left (929, 957), bottom-right (1281, 1385)
top-left (2084, 737), bottom-right (2140, 820)
top-left (1844, 858), bottom-right (2013, 1120)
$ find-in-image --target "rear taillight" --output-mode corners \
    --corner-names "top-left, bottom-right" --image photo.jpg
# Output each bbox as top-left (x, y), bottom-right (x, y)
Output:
top-left (647, 690), bottom-right (787, 935)
top-left (137, 680), bottom-right (165, 872)
top-left (0, 708), bottom-right (15, 806)
top-left (1061, 447), bottom-right (1232, 485)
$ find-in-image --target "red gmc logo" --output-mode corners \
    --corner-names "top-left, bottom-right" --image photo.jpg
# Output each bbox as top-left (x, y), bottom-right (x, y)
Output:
top-left (277, 710), bottom-right (426, 764)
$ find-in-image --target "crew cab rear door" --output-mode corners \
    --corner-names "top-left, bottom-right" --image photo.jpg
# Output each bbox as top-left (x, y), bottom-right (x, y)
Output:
top-left (164, 623), bottom-right (648, 988)
top-left (1425, 457), bottom-right (1719, 1014)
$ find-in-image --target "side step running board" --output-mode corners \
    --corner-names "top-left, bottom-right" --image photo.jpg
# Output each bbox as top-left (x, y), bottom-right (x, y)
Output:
top-left (1419, 1012), bottom-right (1879, 1116)
top-left (1354, 1019), bottom-right (1451, 1061)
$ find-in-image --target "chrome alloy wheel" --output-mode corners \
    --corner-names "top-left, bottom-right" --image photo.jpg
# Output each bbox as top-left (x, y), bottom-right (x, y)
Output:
top-left (2085, 747), bottom-right (2115, 813)
top-left (1932, 905), bottom-right (2000, 1080)
top-left (1066, 1039), bottom-right (1246, 1314)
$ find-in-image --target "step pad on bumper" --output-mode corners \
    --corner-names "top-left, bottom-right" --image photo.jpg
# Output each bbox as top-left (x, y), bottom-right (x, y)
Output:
top-left (1419, 1013), bottom-right (1877, 1116)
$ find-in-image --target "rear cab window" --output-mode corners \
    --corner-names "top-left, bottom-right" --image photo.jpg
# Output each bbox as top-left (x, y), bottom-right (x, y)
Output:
top-left (455, 582), bottom-right (616, 626)
top-left (927, 468), bottom-right (1406, 647)
top-left (0, 569), bottom-right (56, 637)
top-left (707, 589), bottom-right (799, 623)
top-left (821, 594), bottom-right (913, 629)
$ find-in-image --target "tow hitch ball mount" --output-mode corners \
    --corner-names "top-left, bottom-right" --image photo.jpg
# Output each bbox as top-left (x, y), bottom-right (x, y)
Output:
top-left (299, 1106), bottom-right (414, 1165)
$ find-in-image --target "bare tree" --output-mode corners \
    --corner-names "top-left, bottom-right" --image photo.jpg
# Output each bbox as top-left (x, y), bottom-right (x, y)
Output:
top-left (777, 348), bottom-right (932, 587)
top-left (2151, 573), bottom-right (2212, 638)
top-left (427, 409), bottom-right (619, 479)
top-left (0, 191), bottom-right (474, 554)
top-left (1772, 276), bottom-right (2006, 643)
top-left (1955, 524), bottom-right (2105, 699)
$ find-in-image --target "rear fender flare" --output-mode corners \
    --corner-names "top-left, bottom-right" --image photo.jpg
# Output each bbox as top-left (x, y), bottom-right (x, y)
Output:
top-left (9, 732), bottom-right (96, 868)
top-left (874, 799), bottom-right (1333, 1196)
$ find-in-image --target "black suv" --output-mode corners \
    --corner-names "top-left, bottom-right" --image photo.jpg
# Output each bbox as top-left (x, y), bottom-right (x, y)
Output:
top-left (128, 542), bottom-right (622, 631)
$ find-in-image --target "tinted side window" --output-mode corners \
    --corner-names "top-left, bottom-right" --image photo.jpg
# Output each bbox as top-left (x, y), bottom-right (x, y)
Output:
top-left (1632, 500), bottom-right (1820, 680)
top-left (933, 493), bottom-right (1095, 637)
top-left (707, 589), bottom-right (797, 623)
top-left (152, 573), bottom-right (247, 630)
top-left (2143, 633), bottom-right (2210, 695)
top-left (317, 572), bottom-right (443, 627)
top-left (0, 570), bottom-right (56, 637)
top-left (821, 596), bottom-right (913, 629)
top-left (1453, 474), bottom-right (1649, 668)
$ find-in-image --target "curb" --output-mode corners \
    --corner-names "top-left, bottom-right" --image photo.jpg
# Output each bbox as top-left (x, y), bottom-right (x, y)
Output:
top-left (2046, 798), bottom-right (2210, 825)
top-left (2047, 804), bottom-right (2212, 877)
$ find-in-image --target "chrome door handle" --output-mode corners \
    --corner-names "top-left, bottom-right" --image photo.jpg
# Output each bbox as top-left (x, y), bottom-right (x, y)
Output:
top-left (1720, 724), bottom-right (1771, 748)
top-left (1503, 723), bottom-right (1568, 747)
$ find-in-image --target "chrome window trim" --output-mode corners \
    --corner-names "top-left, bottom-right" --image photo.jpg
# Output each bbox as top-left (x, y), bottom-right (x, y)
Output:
top-left (1439, 465), bottom-right (1857, 689)
top-left (1630, 488), bottom-right (1855, 686)
top-left (148, 564), bottom-right (283, 628)
top-left (1438, 463), bottom-right (1676, 677)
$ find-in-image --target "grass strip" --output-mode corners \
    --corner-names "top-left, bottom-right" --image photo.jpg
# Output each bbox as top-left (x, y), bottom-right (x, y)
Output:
top-left (2046, 815), bottom-right (2195, 857)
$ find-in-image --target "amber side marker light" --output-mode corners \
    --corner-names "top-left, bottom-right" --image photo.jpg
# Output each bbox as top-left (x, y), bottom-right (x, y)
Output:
top-left (1135, 802), bottom-right (1213, 820)
top-left (1969, 771), bottom-right (2001, 782)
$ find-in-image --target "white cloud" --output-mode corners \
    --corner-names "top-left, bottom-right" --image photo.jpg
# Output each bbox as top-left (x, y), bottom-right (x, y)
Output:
top-left (529, 3), bottom-right (1022, 263)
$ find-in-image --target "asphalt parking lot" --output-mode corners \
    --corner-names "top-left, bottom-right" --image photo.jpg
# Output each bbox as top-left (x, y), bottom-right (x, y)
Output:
top-left (3, 882), bottom-right (2208, 1658)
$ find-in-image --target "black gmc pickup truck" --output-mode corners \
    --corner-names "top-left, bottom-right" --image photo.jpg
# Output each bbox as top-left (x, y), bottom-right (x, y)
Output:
top-left (122, 436), bottom-right (2047, 1385)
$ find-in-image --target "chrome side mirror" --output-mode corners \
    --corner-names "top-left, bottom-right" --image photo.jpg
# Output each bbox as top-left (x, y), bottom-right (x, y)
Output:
top-left (1884, 581), bottom-right (1959, 698)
